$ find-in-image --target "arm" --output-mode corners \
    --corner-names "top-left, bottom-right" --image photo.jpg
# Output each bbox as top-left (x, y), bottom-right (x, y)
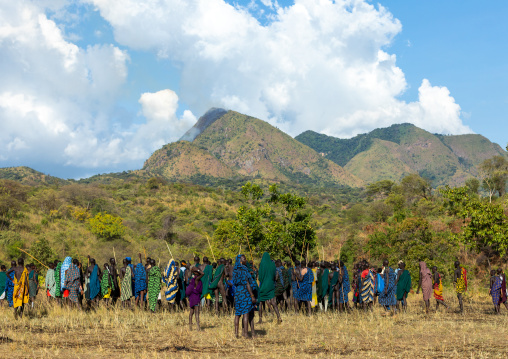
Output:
top-left (453, 268), bottom-right (459, 284)
top-left (246, 281), bottom-right (256, 303)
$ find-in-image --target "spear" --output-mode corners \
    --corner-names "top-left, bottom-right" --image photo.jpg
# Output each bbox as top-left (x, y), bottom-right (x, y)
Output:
top-left (205, 235), bottom-right (216, 262)
top-left (165, 241), bottom-right (174, 260)
top-left (17, 248), bottom-right (49, 270)
top-left (113, 247), bottom-right (117, 264)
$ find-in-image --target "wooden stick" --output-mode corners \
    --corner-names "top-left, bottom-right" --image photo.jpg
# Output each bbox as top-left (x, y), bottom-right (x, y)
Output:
top-left (17, 248), bottom-right (49, 270)
top-left (205, 235), bottom-right (216, 262)
top-left (244, 233), bottom-right (254, 263)
top-left (143, 247), bottom-right (147, 261)
top-left (165, 242), bottom-right (174, 260)
top-left (113, 247), bottom-right (117, 264)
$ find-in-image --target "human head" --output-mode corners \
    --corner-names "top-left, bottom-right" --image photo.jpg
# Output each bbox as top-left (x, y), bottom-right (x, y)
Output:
top-left (146, 257), bottom-right (152, 265)
top-left (497, 267), bottom-right (503, 275)
top-left (0, 265), bottom-right (6, 271)
top-left (110, 258), bottom-right (116, 266)
top-left (203, 256), bottom-right (209, 265)
top-left (11, 260), bottom-right (16, 268)
top-left (454, 261), bottom-right (460, 268)
top-left (275, 259), bottom-right (282, 267)
top-left (432, 266), bottom-right (437, 273)
top-left (90, 258), bottom-right (96, 265)
top-left (123, 259), bottom-right (127, 266)
top-left (194, 256), bottom-right (200, 264)
top-left (104, 263), bottom-right (109, 269)
top-left (491, 269), bottom-right (497, 276)
top-left (398, 260), bottom-right (404, 269)
top-left (73, 258), bottom-right (79, 266)
top-left (383, 260), bottom-right (388, 267)
top-left (48, 262), bottom-right (55, 269)
top-left (18, 258), bottom-right (24, 266)
top-left (240, 255), bottom-right (247, 266)
top-left (150, 259), bottom-right (156, 266)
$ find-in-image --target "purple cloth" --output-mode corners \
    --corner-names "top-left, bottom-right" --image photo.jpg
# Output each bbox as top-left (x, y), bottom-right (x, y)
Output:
top-left (186, 277), bottom-right (203, 308)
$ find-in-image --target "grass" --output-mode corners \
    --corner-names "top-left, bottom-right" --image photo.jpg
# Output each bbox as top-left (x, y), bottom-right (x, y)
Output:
top-left (1, 287), bottom-right (507, 358)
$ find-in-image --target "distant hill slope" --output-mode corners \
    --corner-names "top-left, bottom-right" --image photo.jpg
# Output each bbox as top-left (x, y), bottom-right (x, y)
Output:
top-left (296, 124), bottom-right (507, 186)
top-left (179, 108), bottom-right (228, 142)
top-left (144, 110), bottom-right (363, 187)
top-left (0, 166), bottom-right (69, 186)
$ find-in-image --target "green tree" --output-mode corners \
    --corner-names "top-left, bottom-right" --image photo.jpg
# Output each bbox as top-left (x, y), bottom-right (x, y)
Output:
top-left (479, 155), bottom-right (508, 202)
top-left (30, 237), bottom-right (54, 265)
top-left (88, 212), bottom-right (126, 240)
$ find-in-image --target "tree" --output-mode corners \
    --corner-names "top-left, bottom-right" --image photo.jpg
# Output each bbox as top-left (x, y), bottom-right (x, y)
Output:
top-left (30, 237), bottom-right (54, 265)
top-left (88, 212), bottom-right (126, 240)
top-left (400, 174), bottom-right (432, 202)
top-left (479, 155), bottom-right (508, 202)
top-left (213, 182), bottom-right (316, 261)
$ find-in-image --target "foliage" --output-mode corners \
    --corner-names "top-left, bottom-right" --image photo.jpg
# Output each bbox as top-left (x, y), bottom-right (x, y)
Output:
top-left (213, 182), bottom-right (315, 261)
top-left (88, 212), bottom-right (126, 241)
top-left (30, 237), bottom-right (54, 265)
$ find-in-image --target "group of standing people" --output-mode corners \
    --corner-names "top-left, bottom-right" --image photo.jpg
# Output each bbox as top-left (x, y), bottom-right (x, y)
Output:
top-left (1, 251), bottom-right (505, 337)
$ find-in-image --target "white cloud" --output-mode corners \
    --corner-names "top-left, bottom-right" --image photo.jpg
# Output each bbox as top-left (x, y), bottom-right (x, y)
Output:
top-left (0, 0), bottom-right (195, 173)
top-left (87, 0), bottom-right (471, 139)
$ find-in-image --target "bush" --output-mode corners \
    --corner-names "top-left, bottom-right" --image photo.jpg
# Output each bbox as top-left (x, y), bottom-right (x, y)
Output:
top-left (88, 212), bottom-right (126, 240)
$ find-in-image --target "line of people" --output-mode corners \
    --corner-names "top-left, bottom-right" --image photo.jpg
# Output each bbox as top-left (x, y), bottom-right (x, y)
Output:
top-left (1, 252), bottom-right (506, 334)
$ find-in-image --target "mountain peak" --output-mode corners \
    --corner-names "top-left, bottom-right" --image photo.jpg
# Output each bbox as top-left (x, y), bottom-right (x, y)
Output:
top-left (180, 108), bottom-right (228, 142)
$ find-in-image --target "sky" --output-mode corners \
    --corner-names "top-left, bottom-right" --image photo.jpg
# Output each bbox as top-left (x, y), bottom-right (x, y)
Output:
top-left (0, 0), bottom-right (507, 179)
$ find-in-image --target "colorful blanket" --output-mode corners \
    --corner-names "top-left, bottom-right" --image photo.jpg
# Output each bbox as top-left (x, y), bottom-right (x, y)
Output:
top-left (456, 267), bottom-right (467, 294)
top-left (54, 262), bottom-right (62, 297)
top-left (396, 269), bottom-right (411, 301)
top-left (120, 266), bottom-right (133, 301)
top-left (13, 268), bottom-right (29, 308)
top-left (88, 264), bottom-right (101, 300)
top-left (6, 271), bottom-right (15, 307)
top-left (361, 270), bottom-right (374, 304)
top-left (258, 252), bottom-right (276, 302)
top-left (134, 263), bottom-right (147, 298)
top-left (379, 267), bottom-right (397, 306)
top-left (65, 264), bottom-right (81, 303)
top-left (492, 275), bottom-right (502, 306)
top-left (60, 257), bottom-right (72, 291)
top-left (433, 273), bottom-right (444, 301)
top-left (338, 265), bottom-right (350, 304)
top-left (45, 269), bottom-right (56, 297)
top-left (162, 260), bottom-right (178, 303)
top-left (147, 266), bottom-right (162, 311)
top-left (233, 254), bottom-right (256, 316)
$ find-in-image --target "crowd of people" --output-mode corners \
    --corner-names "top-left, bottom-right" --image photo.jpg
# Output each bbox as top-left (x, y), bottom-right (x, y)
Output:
top-left (0, 252), bottom-right (506, 338)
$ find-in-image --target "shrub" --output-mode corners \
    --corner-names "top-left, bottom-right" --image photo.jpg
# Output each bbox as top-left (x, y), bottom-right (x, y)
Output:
top-left (88, 212), bottom-right (126, 240)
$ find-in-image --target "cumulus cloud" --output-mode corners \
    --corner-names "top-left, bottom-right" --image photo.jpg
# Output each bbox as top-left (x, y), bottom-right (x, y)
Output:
top-left (87, 0), bottom-right (471, 138)
top-left (0, 0), bottom-right (195, 175)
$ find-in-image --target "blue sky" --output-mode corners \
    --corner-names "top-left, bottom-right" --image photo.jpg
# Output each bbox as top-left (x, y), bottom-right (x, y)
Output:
top-left (0, 0), bottom-right (506, 179)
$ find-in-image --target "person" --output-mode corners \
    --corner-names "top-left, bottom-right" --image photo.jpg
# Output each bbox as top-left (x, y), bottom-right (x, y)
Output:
top-left (295, 260), bottom-right (313, 315)
top-left (416, 261), bottom-right (432, 314)
top-left (360, 263), bottom-right (374, 310)
top-left (318, 262), bottom-right (329, 311)
top-left (101, 263), bottom-right (113, 305)
top-left (274, 260), bottom-right (287, 309)
top-left (186, 267), bottom-right (204, 330)
top-left (27, 264), bottom-right (39, 308)
top-left (257, 252), bottom-right (282, 323)
top-left (282, 261), bottom-right (292, 310)
top-left (379, 260), bottom-right (397, 312)
top-left (232, 254), bottom-right (257, 338)
top-left (120, 258), bottom-right (133, 307)
top-left (60, 256), bottom-right (72, 304)
top-left (134, 253), bottom-right (147, 307)
top-left (64, 258), bottom-right (83, 309)
top-left (8, 258), bottom-right (29, 318)
top-left (178, 260), bottom-right (188, 310)
top-left (6, 260), bottom-right (16, 308)
top-left (453, 261), bottom-right (467, 313)
top-left (86, 257), bottom-right (101, 306)
top-left (0, 265), bottom-right (6, 306)
top-left (208, 258), bottom-right (227, 314)
top-left (395, 261), bottom-right (411, 311)
top-left (497, 268), bottom-right (508, 311)
top-left (328, 264), bottom-right (339, 310)
top-left (54, 259), bottom-right (62, 303)
top-left (147, 259), bottom-right (162, 312)
top-left (45, 262), bottom-right (56, 301)
top-left (431, 266), bottom-right (448, 310)
top-left (200, 257), bottom-right (213, 309)
top-left (162, 259), bottom-right (179, 311)
top-left (491, 270), bottom-right (503, 314)
top-left (310, 262), bottom-right (318, 310)
top-left (337, 261), bottom-right (350, 311)
top-left (109, 258), bottom-right (120, 305)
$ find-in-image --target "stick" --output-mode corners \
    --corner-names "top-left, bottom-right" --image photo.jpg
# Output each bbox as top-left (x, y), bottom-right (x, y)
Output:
top-left (17, 248), bottom-right (49, 270)
top-left (165, 242), bottom-right (174, 260)
top-left (239, 246), bottom-right (242, 255)
top-left (113, 247), bottom-right (117, 264)
top-left (322, 246), bottom-right (325, 262)
top-left (144, 247), bottom-right (147, 261)
top-left (205, 235), bottom-right (216, 262)
top-left (244, 233), bottom-right (254, 263)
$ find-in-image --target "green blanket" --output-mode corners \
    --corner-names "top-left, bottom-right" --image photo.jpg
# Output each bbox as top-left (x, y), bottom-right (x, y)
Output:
top-left (201, 264), bottom-right (213, 299)
top-left (318, 268), bottom-right (329, 300)
top-left (258, 252), bottom-right (276, 302)
top-left (396, 269), bottom-right (412, 300)
top-left (208, 264), bottom-right (224, 290)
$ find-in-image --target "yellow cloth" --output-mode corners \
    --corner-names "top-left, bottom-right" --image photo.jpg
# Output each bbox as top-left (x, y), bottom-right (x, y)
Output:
top-left (103, 288), bottom-right (112, 299)
top-left (311, 268), bottom-right (318, 308)
top-left (13, 268), bottom-right (29, 308)
top-left (456, 268), bottom-right (467, 294)
top-left (205, 293), bottom-right (212, 300)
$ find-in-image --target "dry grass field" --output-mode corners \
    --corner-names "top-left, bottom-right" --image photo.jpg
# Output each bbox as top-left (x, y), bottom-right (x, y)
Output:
top-left (1, 287), bottom-right (507, 359)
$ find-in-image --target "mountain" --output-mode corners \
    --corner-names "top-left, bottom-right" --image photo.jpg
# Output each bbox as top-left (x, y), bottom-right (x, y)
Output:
top-left (143, 110), bottom-right (363, 187)
top-left (179, 108), bottom-right (228, 142)
top-left (295, 124), bottom-right (507, 186)
top-left (0, 166), bottom-right (70, 186)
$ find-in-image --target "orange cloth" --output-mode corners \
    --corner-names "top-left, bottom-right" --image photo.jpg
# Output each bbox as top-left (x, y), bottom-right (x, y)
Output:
top-left (13, 268), bottom-right (29, 308)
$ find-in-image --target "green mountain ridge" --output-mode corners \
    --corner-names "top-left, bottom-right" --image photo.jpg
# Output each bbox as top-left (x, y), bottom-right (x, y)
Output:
top-left (295, 124), bottom-right (507, 186)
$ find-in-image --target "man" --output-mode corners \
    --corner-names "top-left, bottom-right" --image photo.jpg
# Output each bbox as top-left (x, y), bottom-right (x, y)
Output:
top-left (109, 258), bottom-right (120, 305)
top-left (193, 256), bottom-right (200, 268)
top-left (379, 260), bottom-right (397, 312)
top-left (453, 261), bottom-right (467, 313)
top-left (134, 253), bottom-right (147, 307)
top-left (186, 266), bottom-right (204, 330)
top-left (395, 261), bottom-right (411, 311)
top-left (8, 258), bottom-right (29, 318)
top-left (310, 261), bottom-right (318, 310)
top-left (178, 260), bottom-right (188, 309)
top-left (232, 254), bottom-right (257, 338)
top-left (28, 264), bottom-right (39, 308)
top-left (337, 261), bottom-right (350, 312)
top-left (328, 263), bottom-right (339, 311)
top-left (120, 258), bottom-right (133, 307)
top-left (318, 262), bottom-right (330, 311)
top-left (0, 265), bottom-right (6, 306)
top-left (360, 263), bottom-right (374, 310)
top-left (200, 257), bottom-right (213, 309)
top-left (162, 258), bottom-right (179, 311)
top-left (497, 268), bottom-right (508, 311)
top-left (274, 260), bottom-right (286, 310)
top-left (64, 258), bottom-right (83, 309)
top-left (86, 257), bottom-right (101, 306)
top-left (416, 261), bottom-right (432, 314)
top-left (147, 258), bottom-right (162, 312)
top-left (45, 262), bottom-right (56, 301)
top-left (431, 266), bottom-right (448, 310)
top-left (101, 263), bottom-right (113, 305)
top-left (208, 258), bottom-right (228, 314)
top-left (295, 260), bottom-right (313, 315)
top-left (491, 269), bottom-right (503, 314)
top-left (54, 259), bottom-right (62, 303)
top-left (257, 252), bottom-right (282, 323)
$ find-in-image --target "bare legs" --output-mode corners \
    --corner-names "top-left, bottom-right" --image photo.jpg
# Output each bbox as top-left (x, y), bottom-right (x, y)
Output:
top-left (189, 305), bottom-right (201, 330)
